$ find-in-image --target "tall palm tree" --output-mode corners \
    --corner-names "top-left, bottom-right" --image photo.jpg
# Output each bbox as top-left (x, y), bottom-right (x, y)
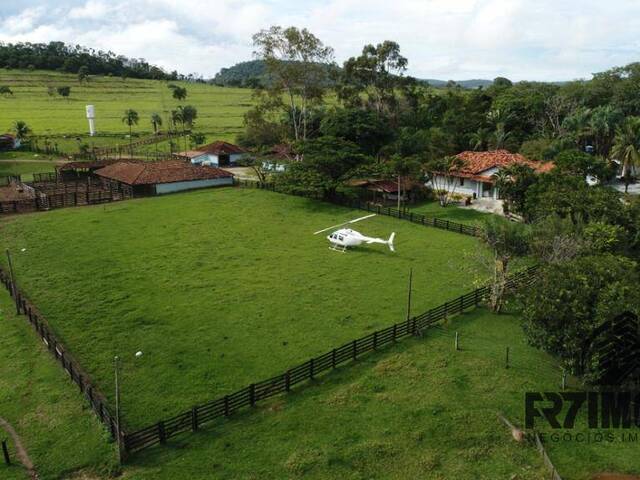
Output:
top-left (12, 120), bottom-right (31, 141)
top-left (122, 109), bottom-right (139, 157)
top-left (491, 123), bottom-right (511, 150)
top-left (611, 118), bottom-right (640, 193)
top-left (176, 105), bottom-right (197, 152)
top-left (150, 113), bottom-right (163, 159)
top-left (469, 127), bottom-right (491, 151)
top-left (150, 113), bottom-right (162, 134)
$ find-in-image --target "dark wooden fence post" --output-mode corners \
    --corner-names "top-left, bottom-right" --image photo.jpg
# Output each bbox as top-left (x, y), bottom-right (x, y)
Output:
top-left (191, 406), bottom-right (199, 431)
top-left (309, 359), bottom-right (315, 379)
top-left (2, 439), bottom-right (10, 465)
top-left (352, 340), bottom-right (357, 360)
top-left (373, 331), bottom-right (378, 350)
top-left (224, 395), bottom-right (230, 416)
top-left (249, 384), bottom-right (256, 406)
top-left (158, 421), bottom-right (166, 444)
top-left (392, 324), bottom-right (397, 342)
top-left (331, 349), bottom-right (336, 368)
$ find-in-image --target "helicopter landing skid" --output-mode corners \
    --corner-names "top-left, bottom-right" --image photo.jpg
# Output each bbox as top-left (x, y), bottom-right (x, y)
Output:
top-left (329, 244), bottom-right (347, 253)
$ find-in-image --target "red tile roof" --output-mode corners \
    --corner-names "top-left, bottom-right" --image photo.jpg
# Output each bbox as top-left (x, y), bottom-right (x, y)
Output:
top-left (196, 141), bottom-right (246, 155)
top-left (455, 150), bottom-right (553, 175)
top-left (95, 160), bottom-right (233, 185)
top-left (174, 150), bottom-right (208, 159)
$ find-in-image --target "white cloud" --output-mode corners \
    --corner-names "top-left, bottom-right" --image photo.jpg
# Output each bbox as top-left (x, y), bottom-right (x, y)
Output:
top-left (2, 0), bottom-right (640, 80)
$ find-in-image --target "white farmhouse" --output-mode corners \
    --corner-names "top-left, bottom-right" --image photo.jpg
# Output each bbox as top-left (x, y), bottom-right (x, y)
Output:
top-left (176, 141), bottom-right (247, 167)
top-left (428, 150), bottom-right (554, 200)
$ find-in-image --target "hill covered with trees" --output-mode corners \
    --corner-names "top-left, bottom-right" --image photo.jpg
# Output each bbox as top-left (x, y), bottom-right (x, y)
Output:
top-left (212, 59), bottom-right (493, 89)
top-left (0, 41), bottom-right (179, 80)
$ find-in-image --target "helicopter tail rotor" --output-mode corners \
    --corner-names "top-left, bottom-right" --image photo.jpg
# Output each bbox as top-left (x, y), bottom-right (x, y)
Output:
top-left (388, 232), bottom-right (396, 252)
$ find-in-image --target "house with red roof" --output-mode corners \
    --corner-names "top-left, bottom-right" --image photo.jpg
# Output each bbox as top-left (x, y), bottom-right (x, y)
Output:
top-left (175, 141), bottom-right (247, 167)
top-left (95, 160), bottom-right (234, 196)
top-left (428, 150), bottom-right (554, 200)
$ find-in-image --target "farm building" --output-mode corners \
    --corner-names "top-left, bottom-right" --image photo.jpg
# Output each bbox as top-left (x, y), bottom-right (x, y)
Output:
top-left (176, 141), bottom-right (247, 167)
top-left (95, 160), bottom-right (234, 196)
top-left (0, 133), bottom-right (20, 151)
top-left (349, 178), bottom-right (423, 204)
top-left (57, 159), bottom-right (121, 180)
top-left (428, 150), bottom-right (554, 200)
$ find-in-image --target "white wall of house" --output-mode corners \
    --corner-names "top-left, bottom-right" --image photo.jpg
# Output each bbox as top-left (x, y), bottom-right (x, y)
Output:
top-left (190, 152), bottom-right (246, 167)
top-left (154, 177), bottom-right (233, 194)
top-left (427, 175), bottom-right (498, 199)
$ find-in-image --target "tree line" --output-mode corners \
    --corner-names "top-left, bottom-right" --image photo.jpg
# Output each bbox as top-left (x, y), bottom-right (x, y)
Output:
top-left (0, 41), bottom-right (179, 80)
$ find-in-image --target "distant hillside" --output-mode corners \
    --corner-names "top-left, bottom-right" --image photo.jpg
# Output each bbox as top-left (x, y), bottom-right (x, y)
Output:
top-left (0, 41), bottom-right (179, 81)
top-left (421, 79), bottom-right (493, 89)
top-left (213, 60), bottom-right (493, 89)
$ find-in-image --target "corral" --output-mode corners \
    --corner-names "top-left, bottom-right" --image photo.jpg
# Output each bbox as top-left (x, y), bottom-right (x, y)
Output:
top-left (0, 186), bottom-right (486, 429)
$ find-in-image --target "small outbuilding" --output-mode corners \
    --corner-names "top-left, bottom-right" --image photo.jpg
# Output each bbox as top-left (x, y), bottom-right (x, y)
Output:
top-left (175, 141), bottom-right (247, 167)
top-left (95, 160), bottom-right (234, 196)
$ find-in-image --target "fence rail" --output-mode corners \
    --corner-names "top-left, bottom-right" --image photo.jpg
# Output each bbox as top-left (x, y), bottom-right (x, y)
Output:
top-left (0, 267), bottom-right (122, 445)
top-left (237, 180), bottom-right (483, 237)
top-left (123, 265), bottom-right (540, 453)
top-left (0, 178), bottom-right (133, 215)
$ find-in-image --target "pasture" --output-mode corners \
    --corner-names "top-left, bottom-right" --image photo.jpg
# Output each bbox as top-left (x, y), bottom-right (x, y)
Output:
top-left (0, 187), bottom-right (485, 429)
top-left (0, 70), bottom-right (253, 146)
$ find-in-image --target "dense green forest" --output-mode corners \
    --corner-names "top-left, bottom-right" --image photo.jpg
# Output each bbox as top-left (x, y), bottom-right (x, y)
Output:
top-left (0, 41), bottom-right (180, 80)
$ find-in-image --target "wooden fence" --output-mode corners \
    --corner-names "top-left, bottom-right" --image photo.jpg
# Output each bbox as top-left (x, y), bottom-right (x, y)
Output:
top-left (0, 267), bottom-right (122, 445)
top-left (0, 178), bottom-right (133, 215)
top-left (123, 265), bottom-right (539, 453)
top-left (237, 180), bottom-right (483, 238)
top-left (535, 433), bottom-right (563, 480)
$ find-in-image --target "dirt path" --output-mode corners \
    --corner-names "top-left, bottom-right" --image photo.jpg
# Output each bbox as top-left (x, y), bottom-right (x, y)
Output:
top-left (0, 416), bottom-right (38, 479)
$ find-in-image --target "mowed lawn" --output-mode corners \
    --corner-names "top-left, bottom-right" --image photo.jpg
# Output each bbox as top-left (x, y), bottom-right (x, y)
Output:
top-left (0, 70), bottom-right (252, 141)
top-left (0, 188), bottom-right (485, 429)
top-left (0, 159), bottom-right (61, 180)
top-left (0, 288), bottom-right (117, 480)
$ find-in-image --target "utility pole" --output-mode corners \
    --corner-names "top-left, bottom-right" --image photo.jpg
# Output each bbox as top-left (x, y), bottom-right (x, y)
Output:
top-left (5, 249), bottom-right (19, 314)
top-left (114, 355), bottom-right (122, 464)
top-left (406, 267), bottom-right (413, 322)
top-left (397, 175), bottom-right (401, 211)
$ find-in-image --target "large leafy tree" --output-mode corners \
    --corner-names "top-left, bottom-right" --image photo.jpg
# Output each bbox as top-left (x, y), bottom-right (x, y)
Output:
top-left (481, 217), bottom-right (530, 313)
top-left (319, 108), bottom-right (393, 157)
top-left (252, 26), bottom-right (334, 143)
top-left (492, 163), bottom-right (537, 217)
top-left (278, 136), bottom-right (370, 198)
top-left (521, 254), bottom-right (640, 376)
top-left (424, 155), bottom-right (465, 207)
top-left (338, 40), bottom-right (408, 115)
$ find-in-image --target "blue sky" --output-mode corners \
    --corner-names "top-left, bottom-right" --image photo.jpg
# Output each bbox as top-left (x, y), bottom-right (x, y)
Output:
top-left (1, 0), bottom-right (640, 81)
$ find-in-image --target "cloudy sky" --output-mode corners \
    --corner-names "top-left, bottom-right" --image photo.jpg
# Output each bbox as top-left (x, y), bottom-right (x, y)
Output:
top-left (1, 0), bottom-right (639, 81)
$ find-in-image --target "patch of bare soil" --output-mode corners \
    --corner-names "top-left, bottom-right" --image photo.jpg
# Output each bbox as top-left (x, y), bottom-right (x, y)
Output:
top-left (0, 416), bottom-right (38, 479)
top-left (0, 184), bottom-right (36, 201)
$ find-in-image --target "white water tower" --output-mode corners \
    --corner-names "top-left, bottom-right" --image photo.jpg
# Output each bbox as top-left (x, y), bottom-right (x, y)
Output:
top-left (86, 104), bottom-right (96, 136)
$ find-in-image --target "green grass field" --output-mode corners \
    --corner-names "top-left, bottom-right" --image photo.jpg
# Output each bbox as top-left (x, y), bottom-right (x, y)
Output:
top-left (409, 200), bottom-right (492, 225)
top-left (0, 159), bottom-right (60, 181)
top-left (0, 288), bottom-right (117, 480)
top-left (0, 70), bottom-right (253, 144)
top-left (0, 187), bottom-right (487, 429)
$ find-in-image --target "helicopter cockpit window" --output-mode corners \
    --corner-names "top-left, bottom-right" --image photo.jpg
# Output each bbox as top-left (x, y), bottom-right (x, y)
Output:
top-left (338, 235), bottom-right (344, 241)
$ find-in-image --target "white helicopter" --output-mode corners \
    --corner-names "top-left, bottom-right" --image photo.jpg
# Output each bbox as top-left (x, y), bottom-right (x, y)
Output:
top-left (314, 214), bottom-right (396, 253)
